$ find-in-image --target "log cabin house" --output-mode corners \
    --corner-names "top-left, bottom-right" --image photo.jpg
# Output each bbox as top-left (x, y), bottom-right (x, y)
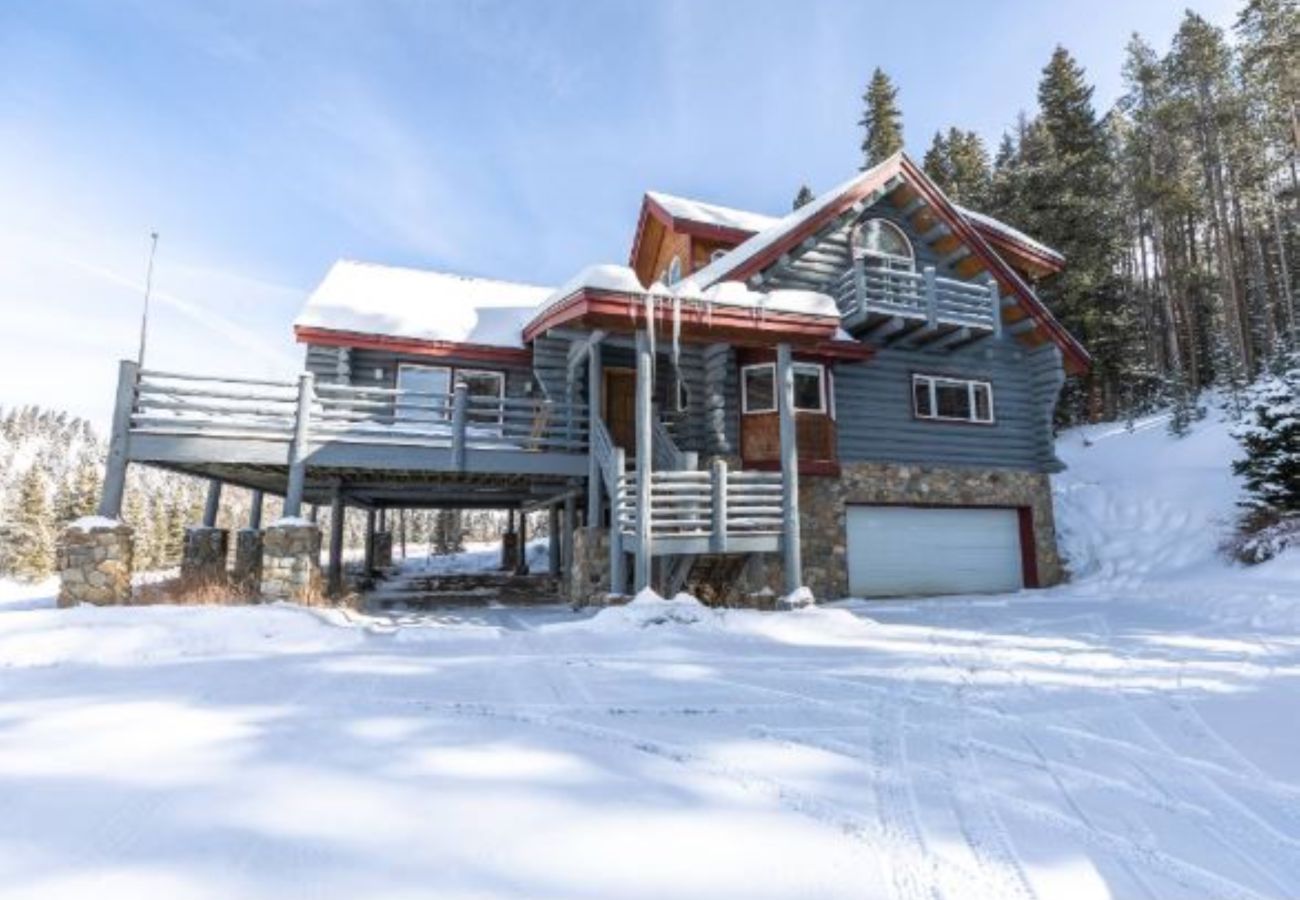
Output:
top-left (86, 151), bottom-right (1088, 604)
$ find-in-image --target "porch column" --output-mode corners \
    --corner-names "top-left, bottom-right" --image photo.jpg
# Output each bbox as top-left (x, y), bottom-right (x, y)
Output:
top-left (515, 508), bottom-right (529, 575)
top-left (97, 359), bottom-right (138, 518)
top-left (633, 330), bottom-right (653, 593)
top-left (776, 343), bottom-right (803, 596)
top-left (284, 372), bottom-right (314, 519)
top-left (364, 509), bottom-right (377, 574)
top-left (248, 490), bottom-right (264, 530)
top-left (327, 487), bottom-right (344, 598)
top-left (548, 505), bottom-right (561, 577)
top-left (202, 479), bottom-right (222, 527)
top-left (587, 341), bottom-right (603, 526)
top-left (562, 493), bottom-right (576, 573)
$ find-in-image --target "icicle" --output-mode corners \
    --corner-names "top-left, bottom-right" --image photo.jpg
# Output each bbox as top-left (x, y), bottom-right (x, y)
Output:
top-left (644, 289), bottom-right (656, 361)
top-left (671, 293), bottom-right (682, 371)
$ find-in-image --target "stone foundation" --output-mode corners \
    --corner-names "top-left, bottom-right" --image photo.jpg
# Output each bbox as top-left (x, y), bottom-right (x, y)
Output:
top-left (181, 526), bottom-right (228, 586)
top-left (500, 531), bottom-right (520, 572)
top-left (569, 526), bottom-right (611, 606)
top-left (233, 529), bottom-right (263, 594)
top-left (261, 523), bottom-right (323, 603)
top-left (57, 520), bottom-right (134, 607)
top-left (741, 462), bottom-right (1064, 600)
top-left (373, 531), bottom-right (393, 568)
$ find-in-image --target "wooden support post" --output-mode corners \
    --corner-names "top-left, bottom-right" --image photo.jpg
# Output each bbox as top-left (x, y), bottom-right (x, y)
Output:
top-left (923, 265), bottom-right (938, 327)
top-left (610, 447), bottom-right (627, 595)
top-left (634, 330), bottom-right (653, 593)
top-left (97, 359), bottom-right (138, 518)
top-left (549, 505), bottom-right (561, 577)
top-left (308, 504), bottom-right (319, 523)
top-left (364, 509), bottom-right (376, 574)
top-left (587, 341), bottom-right (603, 527)
top-left (327, 487), bottom-right (344, 598)
top-left (248, 490), bottom-right (264, 530)
top-left (516, 508), bottom-right (529, 575)
top-left (710, 458), bottom-right (728, 554)
top-left (776, 343), bottom-right (802, 596)
top-left (450, 381), bottom-right (468, 471)
top-left (202, 479), bottom-right (222, 528)
top-left (377, 508), bottom-right (386, 532)
top-left (562, 493), bottom-right (576, 573)
top-left (284, 372), bottom-right (314, 518)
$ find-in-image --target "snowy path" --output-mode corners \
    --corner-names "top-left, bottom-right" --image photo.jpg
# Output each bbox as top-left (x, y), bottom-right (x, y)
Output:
top-left (0, 584), bottom-right (1297, 899)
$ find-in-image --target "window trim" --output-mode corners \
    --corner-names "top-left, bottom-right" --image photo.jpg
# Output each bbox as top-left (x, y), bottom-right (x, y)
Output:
top-left (852, 217), bottom-right (915, 271)
top-left (912, 373), bottom-right (996, 425)
top-left (394, 363), bottom-right (507, 424)
top-left (741, 362), bottom-right (828, 416)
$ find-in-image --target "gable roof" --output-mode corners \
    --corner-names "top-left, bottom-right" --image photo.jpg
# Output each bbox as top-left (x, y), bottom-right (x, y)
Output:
top-left (293, 260), bottom-right (551, 350)
top-left (685, 153), bottom-right (1090, 374)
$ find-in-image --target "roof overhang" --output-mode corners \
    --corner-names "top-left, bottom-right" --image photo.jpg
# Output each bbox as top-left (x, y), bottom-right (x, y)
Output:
top-left (294, 324), bottom-right (533, 367)
top-left (521, 287), bottom-right (853, 352)
top-left (628, 194), bottom-right (759, 272)
top-left (699, 153), bottom-right (1091, 375)
top-left (969, 225), bottom-right (1065, 277)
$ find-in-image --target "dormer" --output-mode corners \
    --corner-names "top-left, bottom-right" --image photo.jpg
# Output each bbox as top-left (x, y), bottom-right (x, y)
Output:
top-left (628, 192), bottom-right (777, 287)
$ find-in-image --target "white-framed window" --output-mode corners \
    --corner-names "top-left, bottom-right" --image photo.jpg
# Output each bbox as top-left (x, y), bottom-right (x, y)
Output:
top-left (395, 364), bottom-right (451, 422)
top-left (458, 369), bottom-right (506, 425)
top-left (666, 255), bottom-right (683, 286)
top-left (912, 374), bottom-right (995, 424)
top-left (853, 217), bottom-right (915, 272)
top-left (741, 362), bottom-right (827, 415)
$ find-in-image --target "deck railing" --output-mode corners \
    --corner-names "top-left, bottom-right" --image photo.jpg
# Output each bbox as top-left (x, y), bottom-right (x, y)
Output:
top-left (615, 464), bottom-right (783, 552)
top-left (131, 369), bottom-right (588, 457)
top-left (835, 261), bottom-right (999, 332)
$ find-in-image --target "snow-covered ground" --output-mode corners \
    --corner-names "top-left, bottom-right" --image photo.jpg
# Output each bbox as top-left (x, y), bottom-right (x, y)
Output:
top-left (0, 412), bottom-right (1296, 899)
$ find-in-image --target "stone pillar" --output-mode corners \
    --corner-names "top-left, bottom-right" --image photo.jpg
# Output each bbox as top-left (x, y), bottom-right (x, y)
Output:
top-left (233, 528), bottom-right (264, 595)
top-left (260, 522), bottom-right (323, 603)
top-left (181, 526), bottom-right (228, 586)
top-left (568, 526), bottom-right (611, 606)
top-left (57, 520), bottom-right (134, 607)
top-left (372, 531), bottom-right (393, 568)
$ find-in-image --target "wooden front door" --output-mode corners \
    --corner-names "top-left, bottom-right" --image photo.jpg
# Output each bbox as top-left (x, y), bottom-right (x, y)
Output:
top-left (603, 368), bottom-right (637, 452)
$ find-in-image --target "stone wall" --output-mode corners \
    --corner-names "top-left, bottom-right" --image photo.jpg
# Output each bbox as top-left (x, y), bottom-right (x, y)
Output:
top-left (569, 526), bottom-right (611, 606)
top-left (261, 523), bottom-right (323, 603)
top-left (742, 462), bottom-right (1063, 600)
top-left (233, 529), bottom-right (263, 595)
top-left (181, 527), bottom-right (228, 586)
top-left (58, 520), bottom-right (134, 607)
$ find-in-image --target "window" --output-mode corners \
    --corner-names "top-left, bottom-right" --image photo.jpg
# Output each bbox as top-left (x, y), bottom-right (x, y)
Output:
top-left (458, 369), bottom-right (505, 425)
top-left (912, 374), bottom-right (995, 424)
top-left (673, 376), bottom-right (690, 413)
top-left (741, 362), bottom-right (827, 415)
top-left (666, 255), bottom-right (683, 286)
top-left (710, 248), bottom-right (728, 263)
top-left (853, 218), bottom-right (914, 271)
top-left (396, 364), bottom-right (450, 422)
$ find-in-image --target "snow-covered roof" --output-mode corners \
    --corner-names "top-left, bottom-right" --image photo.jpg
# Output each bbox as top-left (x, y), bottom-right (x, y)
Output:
top-left (294, 260), bottom-right (553, 349)
top-left (646, 191), bottom-right (779, 234)
top-left (956, 205), bottom-right (1065, 264)
top-left (529, 263), bottom-right (839, 328)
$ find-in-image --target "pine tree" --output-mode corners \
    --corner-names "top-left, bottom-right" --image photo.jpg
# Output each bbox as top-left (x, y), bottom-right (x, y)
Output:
top-left (9, 466), bottom-right (54, 581)
top-left (921, 131), bottom-right (951, 188)
top-left (1230, 352), bottom-right (1298, 558)
top-left (859, 67), bottom-right (903, 168)
top-left (792, 184), bottom-right (815, 210)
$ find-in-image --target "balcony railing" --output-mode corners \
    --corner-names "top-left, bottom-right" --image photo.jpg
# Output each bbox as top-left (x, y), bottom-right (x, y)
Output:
top-left (834, 261), bottom-right (1000, 333)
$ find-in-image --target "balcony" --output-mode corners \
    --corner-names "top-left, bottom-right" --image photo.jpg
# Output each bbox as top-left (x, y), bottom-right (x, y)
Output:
top-left (834, 261), bottom-right (1001, 350)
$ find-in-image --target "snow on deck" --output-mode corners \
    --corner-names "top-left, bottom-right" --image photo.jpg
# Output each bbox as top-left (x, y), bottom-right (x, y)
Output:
top-left (294, 259), bottom-right (553, 348)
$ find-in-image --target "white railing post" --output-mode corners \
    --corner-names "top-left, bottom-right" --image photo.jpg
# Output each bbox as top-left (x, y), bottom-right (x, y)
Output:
top-left (587, 342), bottom-right (603, 526)
top-left (610, 447), bottom-right (627, 595)
top-left (283, 372), bottom-right (314, 518)
top-left (450, 382), bottom-right (468, 470)
top-left (923, 265), bottom-right (938, 327)
top-left (985, 274), bottom-right (1002, 337)
top-left (852, 255), bottom-right (866, 316)
top-left (634, 330), bottom-right (653, 592)
top-left (776, 344), bottom-right (802, 596)
top-left (710, 458), bottom-right (728, 554)
top-left (97, 359), bottom-right (139, 518)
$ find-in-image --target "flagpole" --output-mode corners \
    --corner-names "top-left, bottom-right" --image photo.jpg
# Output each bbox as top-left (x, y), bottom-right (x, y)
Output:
top-left (137, 231), bottom-right (159, 367)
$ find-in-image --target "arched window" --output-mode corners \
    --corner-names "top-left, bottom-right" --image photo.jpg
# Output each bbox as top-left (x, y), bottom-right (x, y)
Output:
top-left (666, 255), bottom-right (683, 285)
top-left (852, 218), bottom-right (914, 271)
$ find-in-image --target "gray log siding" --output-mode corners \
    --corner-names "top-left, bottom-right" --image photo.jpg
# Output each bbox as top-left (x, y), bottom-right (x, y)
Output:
top-left (832, 336), bottom-right (1064, 472)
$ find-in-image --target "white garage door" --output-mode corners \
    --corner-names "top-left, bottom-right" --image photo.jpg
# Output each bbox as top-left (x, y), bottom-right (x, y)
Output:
top-left (846, 505), bottom-right (1024, 598)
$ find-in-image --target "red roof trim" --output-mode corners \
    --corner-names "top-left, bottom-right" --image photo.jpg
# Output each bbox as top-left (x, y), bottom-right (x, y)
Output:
top-left (970, 224), bottom-right (1065, 274)
top-left (294, 325), bottom-right (533, 366)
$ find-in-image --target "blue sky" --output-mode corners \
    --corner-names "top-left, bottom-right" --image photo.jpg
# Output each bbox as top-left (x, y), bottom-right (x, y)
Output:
top-left (0, 0), bottom-right (1238, 427)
